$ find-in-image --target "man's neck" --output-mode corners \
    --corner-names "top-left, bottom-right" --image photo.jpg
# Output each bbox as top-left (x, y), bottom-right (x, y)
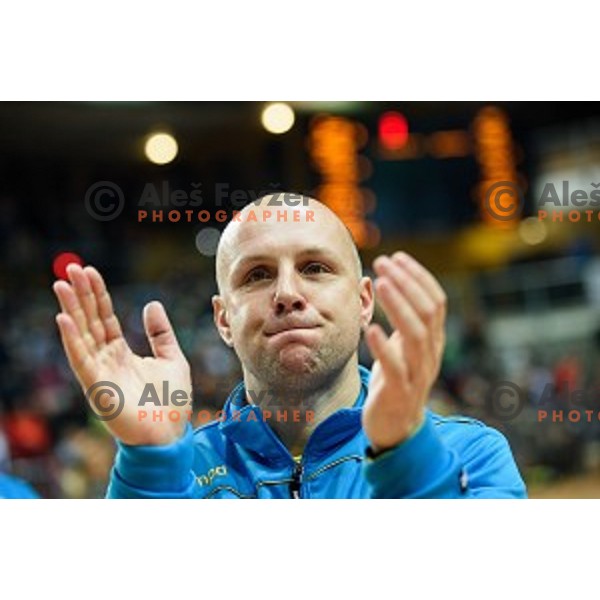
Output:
top-left (243, 358), bottom-right (362, 456)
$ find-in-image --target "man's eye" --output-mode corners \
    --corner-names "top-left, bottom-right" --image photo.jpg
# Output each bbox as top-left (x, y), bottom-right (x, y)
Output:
top-left (302, 262), bottom-right (330, 275)
top-left (245, 268), bottom-right (271, 283)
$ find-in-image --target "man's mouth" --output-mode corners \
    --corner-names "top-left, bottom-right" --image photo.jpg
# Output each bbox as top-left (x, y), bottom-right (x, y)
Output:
top-left (264, 324), bottom-right (320, 337)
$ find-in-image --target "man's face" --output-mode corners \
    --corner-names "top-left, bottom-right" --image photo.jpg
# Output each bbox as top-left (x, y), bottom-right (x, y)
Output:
top-left (213, 204), bottom-right (373, 392)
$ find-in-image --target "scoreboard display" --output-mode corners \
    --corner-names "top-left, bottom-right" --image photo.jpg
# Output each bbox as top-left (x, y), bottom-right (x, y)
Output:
top-left (308, 106), bottom-right (526, 245)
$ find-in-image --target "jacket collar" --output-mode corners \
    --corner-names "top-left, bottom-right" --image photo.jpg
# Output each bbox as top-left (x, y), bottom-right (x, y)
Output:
top-left (218, 366), bottom-right (371, 464)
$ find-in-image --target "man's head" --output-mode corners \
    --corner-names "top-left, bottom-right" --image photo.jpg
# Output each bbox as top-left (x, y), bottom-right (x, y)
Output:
top-left (212, 195), bottom-right (374, 393)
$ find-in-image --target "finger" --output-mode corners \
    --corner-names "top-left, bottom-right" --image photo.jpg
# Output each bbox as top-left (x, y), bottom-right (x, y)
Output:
top-left (374, 276), bottom-right (430, 381)
top-left (374, 256), bottom-right (441, 357)
top-left (85, 266), bottom-right (124, 343)
top-left (393, 252), bottom-right (446, 356)
top-left (52, 280), bottom-right (98, 354)
top-left (392, 253), bottom-right (445, 302)
top-left (365, 324), bottom-right (409, 384)
top-left (55, 312), bottom-right (96, 387)
top-left (392, 252), bottom-right (447, 330)
top-left (66, 263), bottom-right (106, 348)
top-left (143, 301), bottom-right (184, 361)
top-left (374, 256), bottom-right (437, 322)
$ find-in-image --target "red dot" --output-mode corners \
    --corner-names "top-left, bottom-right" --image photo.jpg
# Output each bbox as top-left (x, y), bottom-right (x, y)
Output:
top-left (379, 112), bottom-right (409, 151)
top-left (53, 252), bottom-right (84, 280)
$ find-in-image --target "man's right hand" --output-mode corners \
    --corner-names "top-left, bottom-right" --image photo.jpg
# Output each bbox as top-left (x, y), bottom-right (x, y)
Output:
top-left (53, 263), bottom-right (192, 446)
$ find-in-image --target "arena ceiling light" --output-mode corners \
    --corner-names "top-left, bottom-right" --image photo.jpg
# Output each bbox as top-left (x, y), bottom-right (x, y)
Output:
top-left (261, 102), bottom-right (295, 134)
top-left (144, 132), bottom-right (179, 165)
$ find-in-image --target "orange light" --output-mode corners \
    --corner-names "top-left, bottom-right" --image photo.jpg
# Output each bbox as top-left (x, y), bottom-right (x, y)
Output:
top-left (472, 106), bottom-right (525, 229)
top-left (308, 116), bottom-right (376, 248)
top-left (427, 130), bottom-right (471, 159)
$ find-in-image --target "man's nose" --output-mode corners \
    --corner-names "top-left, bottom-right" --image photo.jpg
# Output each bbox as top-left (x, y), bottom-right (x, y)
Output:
top-left (273, 271), bottom-right (306, 314)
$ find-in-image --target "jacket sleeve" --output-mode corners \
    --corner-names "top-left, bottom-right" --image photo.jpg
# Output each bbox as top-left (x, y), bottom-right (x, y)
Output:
top-left (106, 423), bottom-right (200, 499)
top-left (363, 413), bottom-right (527, 498)
top-left (0, 474), bottom-right (40, 499)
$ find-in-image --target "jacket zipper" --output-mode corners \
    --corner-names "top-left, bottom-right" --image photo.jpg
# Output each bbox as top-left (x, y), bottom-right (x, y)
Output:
top-left (289, 462), bottom-right (303, 499)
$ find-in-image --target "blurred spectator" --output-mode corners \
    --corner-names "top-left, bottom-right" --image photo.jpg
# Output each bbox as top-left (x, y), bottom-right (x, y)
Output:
top-left (0, 426), bottom-right (39, 498)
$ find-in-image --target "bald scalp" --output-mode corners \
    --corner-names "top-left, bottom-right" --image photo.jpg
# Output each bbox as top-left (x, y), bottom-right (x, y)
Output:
top-left (215, 194), bottom-right (362, 295)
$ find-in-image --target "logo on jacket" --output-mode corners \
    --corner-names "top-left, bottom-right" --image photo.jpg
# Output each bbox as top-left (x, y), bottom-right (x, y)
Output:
top-left (196, 465), bottom-right (228, 487)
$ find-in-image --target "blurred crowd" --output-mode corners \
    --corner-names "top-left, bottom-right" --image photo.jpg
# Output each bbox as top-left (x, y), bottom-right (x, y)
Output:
top-left (2, 190), bottom-right (600, 497)
top-left (0, 263), bottom-right (244, 498)
top-left (433, 316), bottom-right (600, 487)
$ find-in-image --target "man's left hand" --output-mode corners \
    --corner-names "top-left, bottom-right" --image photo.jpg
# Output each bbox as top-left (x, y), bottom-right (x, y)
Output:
top-left (362, 252), bottom-right (447, 454)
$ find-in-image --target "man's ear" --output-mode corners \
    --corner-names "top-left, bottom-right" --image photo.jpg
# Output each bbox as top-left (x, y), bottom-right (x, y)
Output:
top-left (358, 276), bottom-right (375, 332)
top-left (212, 295), bottom-right (234, 347)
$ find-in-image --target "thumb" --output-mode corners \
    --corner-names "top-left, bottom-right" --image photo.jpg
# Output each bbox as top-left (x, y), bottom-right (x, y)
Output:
top-left (143, 301), bottom-right (183, 361)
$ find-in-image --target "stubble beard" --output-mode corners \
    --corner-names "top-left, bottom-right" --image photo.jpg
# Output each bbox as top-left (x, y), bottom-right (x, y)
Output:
top-left (243, 329), bottom-right (359, 400)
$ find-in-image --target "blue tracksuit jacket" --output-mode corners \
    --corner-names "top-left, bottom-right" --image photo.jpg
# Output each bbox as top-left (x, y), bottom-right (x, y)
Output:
top-left (0, 473), bottom-right (39, 499)
top-left (107, 366), bottom-right (527, 498)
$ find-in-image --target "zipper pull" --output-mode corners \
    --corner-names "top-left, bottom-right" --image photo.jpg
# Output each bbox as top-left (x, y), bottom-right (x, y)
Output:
top-left (290, 462), bottom-right (303, 499)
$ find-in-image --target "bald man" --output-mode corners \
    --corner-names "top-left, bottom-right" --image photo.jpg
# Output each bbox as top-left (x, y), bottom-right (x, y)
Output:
top-left (53, 196), bottom-right (526, 498)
